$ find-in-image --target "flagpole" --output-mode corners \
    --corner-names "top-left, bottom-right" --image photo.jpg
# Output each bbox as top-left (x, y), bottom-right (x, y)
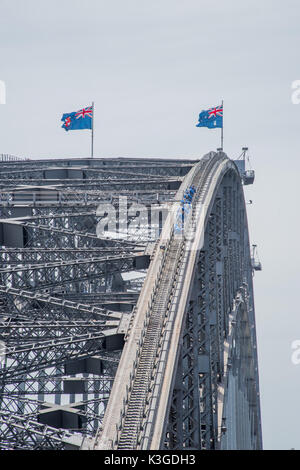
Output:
top-left (221, 100), bottom-right (224, 150)
top-left (91, 101), bottom-right (94, 158)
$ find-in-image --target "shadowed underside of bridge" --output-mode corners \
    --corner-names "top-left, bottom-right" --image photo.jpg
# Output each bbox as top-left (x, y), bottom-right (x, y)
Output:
top-left (0, 153), bottom-right (262, 450)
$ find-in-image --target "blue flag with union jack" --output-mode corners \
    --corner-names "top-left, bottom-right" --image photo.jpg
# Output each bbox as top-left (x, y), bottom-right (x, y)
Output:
top-left (61, 105), bottom-right (93, 131)
top-left (196, 104), bottom-right (223, 129)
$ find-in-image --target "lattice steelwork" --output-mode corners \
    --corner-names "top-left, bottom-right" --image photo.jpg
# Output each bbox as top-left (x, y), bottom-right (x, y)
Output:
top-left (0, 153), bottom-right (262, 450)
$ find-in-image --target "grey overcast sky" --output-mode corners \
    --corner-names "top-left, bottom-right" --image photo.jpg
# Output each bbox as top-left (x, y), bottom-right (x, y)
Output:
top-left (1, 0), bottom-right (300, 450)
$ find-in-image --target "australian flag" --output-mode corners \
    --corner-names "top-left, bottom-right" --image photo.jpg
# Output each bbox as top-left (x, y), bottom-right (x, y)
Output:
top-left (61, 105), bottom-right (93, 131)
top-left (196, 104), bottom-right (223, 129)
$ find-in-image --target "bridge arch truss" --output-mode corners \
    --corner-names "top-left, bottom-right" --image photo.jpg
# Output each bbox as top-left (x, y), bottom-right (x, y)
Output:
top-left (0, 152), bottom-right (262, 450)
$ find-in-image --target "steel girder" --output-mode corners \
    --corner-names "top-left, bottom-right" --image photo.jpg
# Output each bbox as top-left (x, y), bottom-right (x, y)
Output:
top-left (0, 411), bottom-right (84, 449)
top-left (0, 254), bottom-right (149, 292)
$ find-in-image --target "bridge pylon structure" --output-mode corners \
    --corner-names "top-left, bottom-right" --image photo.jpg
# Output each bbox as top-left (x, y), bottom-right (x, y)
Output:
top-left (0, 151), bottom-right (262, 450)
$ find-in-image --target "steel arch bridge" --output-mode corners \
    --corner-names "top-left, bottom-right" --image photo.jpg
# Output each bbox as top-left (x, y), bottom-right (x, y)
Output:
top-left (0, 152), bottom-right (262, 450)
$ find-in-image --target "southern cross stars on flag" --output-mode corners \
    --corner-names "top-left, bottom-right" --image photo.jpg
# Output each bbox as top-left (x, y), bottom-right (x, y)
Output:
top-left (196, 104), bottom-right (223, 129)
top-left (61, 105), bottom-right (93, 131)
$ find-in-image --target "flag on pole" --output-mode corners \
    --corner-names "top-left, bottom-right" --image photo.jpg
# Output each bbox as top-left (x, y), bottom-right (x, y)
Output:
top-left (196, 104), bottom-right (223, 129)
top-left (61, 105), bottom-right (93, 131)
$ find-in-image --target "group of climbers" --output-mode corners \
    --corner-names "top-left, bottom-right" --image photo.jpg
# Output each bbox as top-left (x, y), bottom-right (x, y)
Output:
top-left (174, 184), bottom-right (196, 233)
